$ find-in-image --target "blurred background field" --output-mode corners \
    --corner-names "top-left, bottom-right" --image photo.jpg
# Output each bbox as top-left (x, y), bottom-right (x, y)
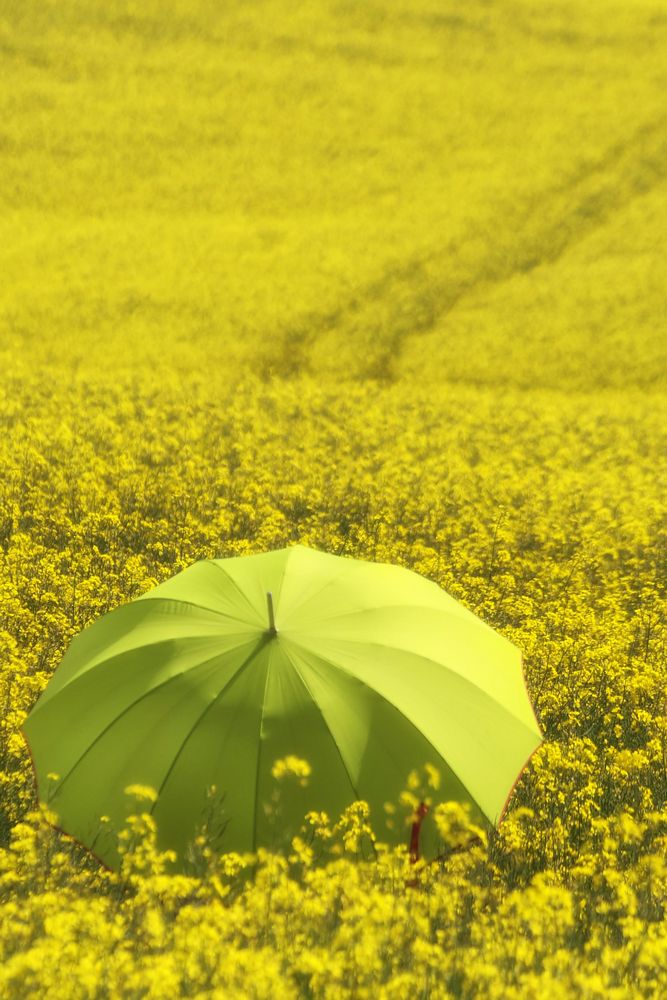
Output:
top-left (2, 0), bottom-right (667, 386)
top-left (1, 0), bottom-right (666, 997)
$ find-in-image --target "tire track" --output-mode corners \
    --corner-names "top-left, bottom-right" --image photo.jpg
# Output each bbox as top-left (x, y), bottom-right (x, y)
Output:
top-left (266, 112), bottom-right (667, 381)
top-left (384, 110), bottom-right (667, 380)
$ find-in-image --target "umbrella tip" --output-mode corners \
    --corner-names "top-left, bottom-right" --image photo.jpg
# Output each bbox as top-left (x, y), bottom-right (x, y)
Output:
top-left (266, 592), bottom-right (278, 637)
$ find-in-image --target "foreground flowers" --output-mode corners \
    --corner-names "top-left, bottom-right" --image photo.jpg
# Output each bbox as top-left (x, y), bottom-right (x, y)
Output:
top-left (3, 783), bottom-right (667, 1000)
top-left (1, 370), bottom-right (664, 998)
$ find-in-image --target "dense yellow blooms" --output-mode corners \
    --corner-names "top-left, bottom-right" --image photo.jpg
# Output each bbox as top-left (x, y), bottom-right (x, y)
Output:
top-left (1, 0), bottom-right (667, 995)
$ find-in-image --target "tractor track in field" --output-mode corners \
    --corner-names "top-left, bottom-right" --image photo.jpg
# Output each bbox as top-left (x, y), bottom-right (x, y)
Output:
top-left (265, 111), bottom-right (667, 381)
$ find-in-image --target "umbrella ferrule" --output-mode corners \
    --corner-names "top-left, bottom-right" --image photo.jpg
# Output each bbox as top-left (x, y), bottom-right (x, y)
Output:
top-left (266, 591), bottom-right (278, 637)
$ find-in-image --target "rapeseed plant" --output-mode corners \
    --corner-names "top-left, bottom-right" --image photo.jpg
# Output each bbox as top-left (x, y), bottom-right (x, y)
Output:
top-left (1, 0), bottom-right (666, 994)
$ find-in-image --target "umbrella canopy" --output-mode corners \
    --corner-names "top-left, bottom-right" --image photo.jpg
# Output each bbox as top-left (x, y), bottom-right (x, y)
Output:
top-left (23, 545), bottom-right (542, 869)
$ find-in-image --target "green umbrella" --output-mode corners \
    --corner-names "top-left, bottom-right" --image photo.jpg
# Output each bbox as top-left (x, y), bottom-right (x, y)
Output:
top-left (23, 545), bottom-right (542, 869)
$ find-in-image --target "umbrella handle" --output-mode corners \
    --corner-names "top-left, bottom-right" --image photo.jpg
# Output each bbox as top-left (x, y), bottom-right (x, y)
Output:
top-left (409, 800), bottom-right (429, 864)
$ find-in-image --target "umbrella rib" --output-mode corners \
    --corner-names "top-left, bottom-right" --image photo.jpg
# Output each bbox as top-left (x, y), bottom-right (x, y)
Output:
top-left (276, 562), bottom-right (355, 626)
top-left (45, 642), bottom-right (260, 797)
top-left (31, 631), bottom-right (257, 712)
top-left (278, 556), bottom-right (478, 629)
top-left (272, 549), bottom-right (293, 623)
top-left (300, 638), bottom-right (541, 736)
top-left (285, 601), bottom-right (487, 629)
top-left (251, 644), bottom-right (276, 853)
top-left (137, 595), bottom-right (257, 628)
top-left (206, 561), bottom-right (265, 621)
top-left (152, 636), bottom-right (272, 818)
top-left (288, 645), bottom-right (492, 823)
top-left (280, 643), bottom-right (361, 804)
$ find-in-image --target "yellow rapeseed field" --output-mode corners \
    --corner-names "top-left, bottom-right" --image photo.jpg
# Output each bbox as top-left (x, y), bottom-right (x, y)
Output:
top-left (1, 0), bottom-right (666, 996)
